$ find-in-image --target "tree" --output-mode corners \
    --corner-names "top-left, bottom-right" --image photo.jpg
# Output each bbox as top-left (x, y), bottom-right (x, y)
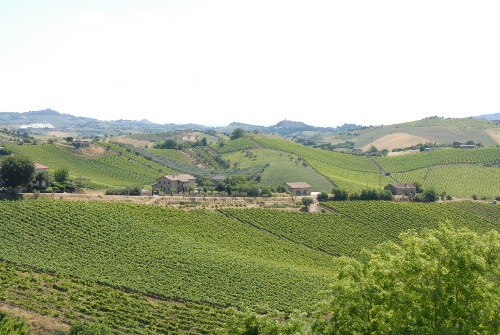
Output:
top-left (34, 170), bottom-right (51, 189)
top-left (301, 197), bottom-right (314, 209)
top-left (312, 223), bottom-right (500, 334)
top-left (332, 188), bottom-right (349, 201)
top-left (317, 191), bottom-right (329, 201)
top-left (230, 128), bottom-right (245, 140)
top-left (65, 136), bottom-right (74, 143)
top-left (53, 168), bottom-right (69, 183)
top-left (0, 156), bottom-right (35, 188)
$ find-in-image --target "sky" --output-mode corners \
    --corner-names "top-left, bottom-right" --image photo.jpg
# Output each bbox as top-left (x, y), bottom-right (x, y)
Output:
top-left (1, 0), bottom-right (499, 127)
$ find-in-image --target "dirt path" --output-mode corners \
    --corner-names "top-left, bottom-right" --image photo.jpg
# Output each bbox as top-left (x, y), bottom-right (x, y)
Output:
top-left (0, 303), bottom-right (70, 334)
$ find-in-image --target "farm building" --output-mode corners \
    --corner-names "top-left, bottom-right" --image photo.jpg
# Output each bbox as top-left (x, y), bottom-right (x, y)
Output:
top-left (452, 141), bottom-right (477, 149)
top-left (34, 163), bottom-right (49, 187)
top-left (73, 140), bottom-right (91, 148)
top-left (153, 174), bottom-right (196, 193)
top-left (285, 182), bottom-right (312, 196)
top-left (384, 183), bottom-right (416, 196)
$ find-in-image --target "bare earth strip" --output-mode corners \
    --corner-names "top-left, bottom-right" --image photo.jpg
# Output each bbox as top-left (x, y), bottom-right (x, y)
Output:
top-left (0, 303), bottom-right (70, 334)
top-left (486, 128), bottom-right (500, 145)
top-left (361, 133), bottom-right (429, 151)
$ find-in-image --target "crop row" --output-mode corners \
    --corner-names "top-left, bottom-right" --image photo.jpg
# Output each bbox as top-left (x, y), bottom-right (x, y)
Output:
top-left (4, 143), bottom-right (166, 187)
top-left (223, 202), bottom-right (499, 259)
top-left (391, 164), bottom-right (500, 198)
top-left (375, 147), bottom-right (500, 173)
top-left (0, 200), bottom-right (336, 311)
top-left (0, 261), bottom-right (229, 334)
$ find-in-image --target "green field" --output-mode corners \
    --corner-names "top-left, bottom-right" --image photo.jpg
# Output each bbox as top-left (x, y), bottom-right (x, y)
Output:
top-left (222, 148), bottom-right (333, 191)
top-left (211, 137), bottom-right (258, 154)
top-left (0, 200), bottom-right (498, 333)
top-left (147, 148), bottom-right (194, 165)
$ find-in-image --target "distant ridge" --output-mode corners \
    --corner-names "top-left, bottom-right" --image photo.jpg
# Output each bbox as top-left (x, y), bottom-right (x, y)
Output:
top-left (474, 112), bottom-right (500, 121)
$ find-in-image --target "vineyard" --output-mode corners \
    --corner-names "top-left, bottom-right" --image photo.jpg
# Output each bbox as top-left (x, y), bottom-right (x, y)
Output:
top-left (222, 148), bottom-right (333, 191)
top-left (391, 164), bottom-right (500, 198)
top-left (2, 143), bottom-right (170, 188)
top-left (0, 200), bottom-right (337, 312)
top-left (0, 261), bottom-right (230, 334)
top-left (0, 199), bottom-right (498, 333)
top-left (223, 202), bottom-right (499, 258)
top-left (252, 136), bottom-right (392, 192)
top-left (375, 147), bottom-right (500, 172)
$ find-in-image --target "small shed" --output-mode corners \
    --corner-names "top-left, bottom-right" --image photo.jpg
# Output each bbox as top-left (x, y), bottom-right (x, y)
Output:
top-left (285, 182), bottom-right (312, 196)
top-left (384, 183), bottom-right (416, 196)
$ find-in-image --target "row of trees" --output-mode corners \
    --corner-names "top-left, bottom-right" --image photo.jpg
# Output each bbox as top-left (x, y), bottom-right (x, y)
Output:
top-left (317, 186), bottom-right (440, 203)
top-left (219, 223), bottom-right (500, 334)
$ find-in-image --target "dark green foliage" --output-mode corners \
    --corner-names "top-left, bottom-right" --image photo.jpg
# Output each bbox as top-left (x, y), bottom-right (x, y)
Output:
top-left (301, 197), bottom-right (314, 208)
top-left (230, 128), bottom-right (245, 140)
top-left (105, 185), bottom-right (142, 195)
top-left (331, 189), bottom-right (348, 201)
top-left (53, 168), bottom-right (69, 183)
top-left (316, 191), bottom-right (329, 201)
top-left (68, 323), bottom-right (111, 335)
top-left (0, 155), bottom-right (35, 188)
top-left (413, 188), bottom-right (438, 202)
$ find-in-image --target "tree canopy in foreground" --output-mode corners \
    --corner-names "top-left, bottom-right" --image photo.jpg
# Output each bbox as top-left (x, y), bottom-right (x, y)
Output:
top-left (0, 155), bottom-right (34, 188)
top-left (220, 222), bottom-right (499, 335)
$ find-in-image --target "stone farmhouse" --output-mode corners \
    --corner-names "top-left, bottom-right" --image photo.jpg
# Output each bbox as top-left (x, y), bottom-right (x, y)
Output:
top-left (384, 183), bottom-right (416, 196)
top-left (153, 174), bottom-right (196, 193)
top-left (285, 182), bottom-right (312, 196)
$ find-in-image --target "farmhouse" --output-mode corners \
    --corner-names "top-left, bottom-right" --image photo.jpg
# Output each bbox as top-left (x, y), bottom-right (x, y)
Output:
top-left (34, 163), bottom-right (49, 187)
top-left (73, 140), bottom-right (91, 148)
top-left (452, 141), bottom-right (477, 149)
top-left (153, 174), bottom-right (196, 193)
top-left (285, 182), bottom-right (312, 196)
top-left (384, 183), bottom-right (416, 196)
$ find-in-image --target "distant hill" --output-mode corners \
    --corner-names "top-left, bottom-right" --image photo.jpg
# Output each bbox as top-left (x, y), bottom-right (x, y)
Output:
top-left (474, 112), bottom-right (500, 121)
top-left (351, 116), bottom-right (500, 150)
top-left (0, 109), bottom-right (209, 135)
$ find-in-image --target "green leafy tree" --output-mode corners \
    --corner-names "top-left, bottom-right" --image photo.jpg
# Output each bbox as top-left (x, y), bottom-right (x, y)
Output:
top-left (332, 188), bottom-right (349, 201)
top-left (301, 197), bottom-right (314, 208)
top-left (230, 128), bottom-right (245, 140)
top-left (34, 170), bottom-right (51, 189)
top-left (53, 168), bottom-right (69, 183)
top-left (0, 155), bottom-right (35, 188)
top-left (65, 136), bottom-right (74, 143)
top-left (312, 222), bottom-right (500, 334)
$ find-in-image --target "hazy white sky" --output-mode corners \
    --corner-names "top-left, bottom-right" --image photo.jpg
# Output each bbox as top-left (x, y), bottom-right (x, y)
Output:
top-left (1, 0), bottom-right (499, 127)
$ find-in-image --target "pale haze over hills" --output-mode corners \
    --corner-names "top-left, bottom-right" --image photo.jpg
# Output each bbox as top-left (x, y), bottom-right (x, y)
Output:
top-left (1, 1), bottom-right (499, 127)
